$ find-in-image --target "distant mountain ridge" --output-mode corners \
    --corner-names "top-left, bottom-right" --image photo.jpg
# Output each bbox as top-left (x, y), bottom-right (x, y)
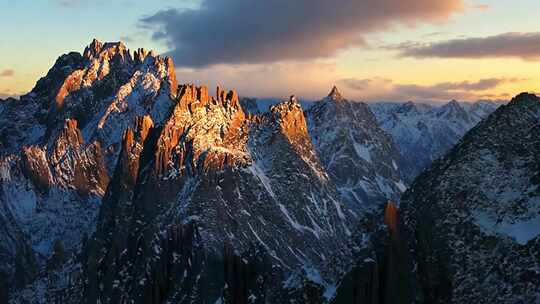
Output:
top-left (241, 97), bottom-right (502, 184)
top-left (369, 99), bottom-right (502, 182)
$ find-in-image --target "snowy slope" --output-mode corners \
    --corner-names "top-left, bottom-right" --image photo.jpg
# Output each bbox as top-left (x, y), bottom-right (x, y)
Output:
top-left (401, 93), bottom-right (540, 303)
top-left (307, 87), bottom-right (406, 213)
top-left (370, 100), bottom-right (501, 182)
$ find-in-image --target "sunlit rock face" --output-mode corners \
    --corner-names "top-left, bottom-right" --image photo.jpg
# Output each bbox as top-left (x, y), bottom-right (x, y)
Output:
top-left (76, 88), bottom-right (358, 303)
top-left (400, 93), bottom-right (540, 303)
top-left (0, 39), bottom-right (179, 301)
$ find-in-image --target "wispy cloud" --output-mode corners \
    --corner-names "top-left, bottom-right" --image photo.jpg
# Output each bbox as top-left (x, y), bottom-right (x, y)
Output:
top-left (0, 69), bottom-right (14, 77)
top-left (140, 0), bottom-right (464, 67)
top-left (391, 32), bottom-right (540, 61)
top-left (339, 77), bottom-right (523, 101)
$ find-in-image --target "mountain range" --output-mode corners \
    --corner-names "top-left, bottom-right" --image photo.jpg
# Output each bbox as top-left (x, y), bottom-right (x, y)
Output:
top-left (1, 40), bottom-right (537, 304)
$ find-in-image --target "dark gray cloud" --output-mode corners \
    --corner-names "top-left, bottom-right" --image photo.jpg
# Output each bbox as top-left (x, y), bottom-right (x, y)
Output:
top-left (140, 0), bottom-right (463, 67)
top-left (339, 77), bottom-right (521, 101)
top-left (0, 69), bottom-right (14, 77)
top-left (395, 32), bottom-right (540, 60)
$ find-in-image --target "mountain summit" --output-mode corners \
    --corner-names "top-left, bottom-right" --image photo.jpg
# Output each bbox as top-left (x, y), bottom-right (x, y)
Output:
top-left (327, 85), bottom-right (343, 101)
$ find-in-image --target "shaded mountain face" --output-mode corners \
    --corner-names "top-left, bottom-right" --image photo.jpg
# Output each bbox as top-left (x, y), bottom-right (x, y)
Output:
top-left (306, 87), bottom-right (406, 213)
top-left (370, 100), bottom-right (500, 182)
top-left (0, 39), bottom-right (178, 300)
top-left (400, 93), bottom-right (540, 303)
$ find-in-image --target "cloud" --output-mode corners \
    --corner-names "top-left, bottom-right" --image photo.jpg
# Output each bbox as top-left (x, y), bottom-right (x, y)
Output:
top-left (0, 69), bottom-right (14, 77)
top-left (394, 32), bottom-right (540, 60)
top-left (339, 77), bottom-right (522, 101)
top-left (141, 0), bottom-right (463, 67)
top-left (339, 77), bottom-right (392, 91)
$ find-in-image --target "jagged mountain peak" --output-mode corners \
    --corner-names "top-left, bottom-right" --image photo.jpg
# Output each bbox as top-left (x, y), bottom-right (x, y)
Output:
top-left (82, 38), bottom-right (129, 63)
top-left (440, 99), bottom-right (463, 111)
top-left (370, 99), bottom-right (500, 182)
top-left (327, 85), bottom-right (343, 101)
top-left (268, 96), bottom-right (309, 143)
top-left (270, 95), bottom-right (302, 113)
top-left (174, 83), bottom-right (242, 117)
top-left (436, 98), bottom-right (470, 122)
top-left (306, 90), bottom-right (405, 212)
top-left (83, 38), bottom-right (104, 58)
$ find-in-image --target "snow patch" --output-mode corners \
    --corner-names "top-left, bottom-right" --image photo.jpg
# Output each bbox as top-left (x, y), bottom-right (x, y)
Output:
top-left (473, 211), bottom-right (540, 245)
top-left (248, 161), bottom-right (277, 201)
top-left (353, 142), bottom-right (371, 163)
top-left (394, 180), bottom-right (407, 192)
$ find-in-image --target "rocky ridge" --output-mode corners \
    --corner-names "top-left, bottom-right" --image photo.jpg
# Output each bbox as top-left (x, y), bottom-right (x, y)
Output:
top-left (401, 93), bottom-right (540, 303)
top-left (370, 99), bottom-right (500, 182)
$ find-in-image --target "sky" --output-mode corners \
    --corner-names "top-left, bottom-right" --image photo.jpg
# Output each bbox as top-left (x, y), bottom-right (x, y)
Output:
top-left (0, 0), bottom-right (539, 102)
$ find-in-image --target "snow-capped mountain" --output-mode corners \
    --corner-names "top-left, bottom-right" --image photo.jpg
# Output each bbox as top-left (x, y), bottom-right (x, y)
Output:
top-left (0, 39), bottom-right (179, 300)
top-left (3, 39), bottom-right (534, 304)
top-left (72, 91), bottom-right (358, 304)
top-left (306, 87), bottom-right (406, 212)
top-left (2, 40), bottom-right (411, 304)
top-left (369, 100), bottom-right (500, 182)
top-left (400, 93), bottom-right (540, 303)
